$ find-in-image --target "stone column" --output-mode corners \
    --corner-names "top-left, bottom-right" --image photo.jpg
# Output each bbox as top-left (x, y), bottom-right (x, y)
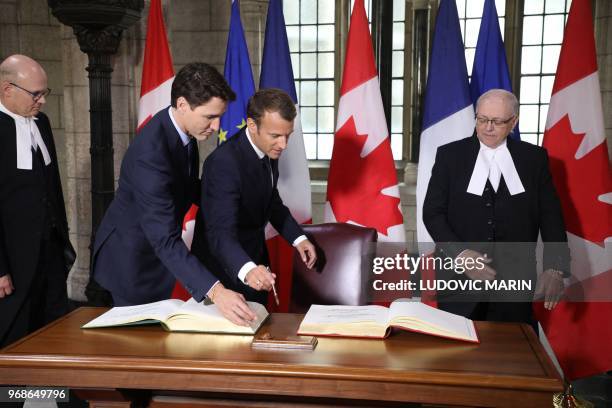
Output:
top-left (50, 0), bottom-right (144, 302)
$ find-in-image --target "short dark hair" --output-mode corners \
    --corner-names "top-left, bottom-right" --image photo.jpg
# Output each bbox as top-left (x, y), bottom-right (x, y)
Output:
top-left (171, 62), bottom-right (236, 108)
top-left (247, 88), bottom-right (296, 126)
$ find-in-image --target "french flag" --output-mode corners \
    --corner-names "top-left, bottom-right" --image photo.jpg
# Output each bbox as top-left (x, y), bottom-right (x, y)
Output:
top-left (416, 0), bottom-right (474, 305)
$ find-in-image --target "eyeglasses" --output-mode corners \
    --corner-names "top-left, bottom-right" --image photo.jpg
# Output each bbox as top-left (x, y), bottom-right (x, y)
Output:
top-left (475, 115), bottom-right (515, 127)
top-left (9, 82), bottom-right (51, 102)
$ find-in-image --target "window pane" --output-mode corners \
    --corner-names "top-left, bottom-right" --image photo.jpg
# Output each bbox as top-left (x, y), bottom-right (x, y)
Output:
top-left (546, 0), bottom-right (566, 13)
top-left (288, 0), bottom-right (336, 161)
top-left (318, 25), bottom-right (334, 51)
top-left (300, 25), bottom-right (317, 51)
top-left (456, 0), bottom-right (466, 18)
top-left (284, 0), bottom-right (299, 25)
top-left (542, 45), bottom-right (561, 73)
top-left (522, 16), bottom-right (543, 45)
top-left (318, 80), bottom-right (334, 106)
top-left (391, 107), bottom-right (403, 133)
top-left (520, 77), bottom-right (541, 103)
top-left (287, 26), bottom-right (299, 50)
top-left (499, 18), bottom-right (505, 38)
top-left (318, 107), bottom-right (334, 133)
top-left (540, 76), bottom-right (554, 104)
top-left (318, 0), bottom-right (334, 24)
top-left (301, 107), bottom-right (316, 132)
top-left (459, 20), bottom-right (466, 42)
top-left (300, 81), bottom-right (316, 106)
top-left (303, 133), bottom-right (317, 159)
top-left (393, 22), bottom-right (404, 49)
top-left (392, 79), bottom-right (403, 105)
top-left (521, 133), bottom-right (539, 145)
top-left (300, 53), bottom-right (316, 78)
top-left (291, 54), bottom-right (300, 79)
top-left (543, 15), bottom-right (565, 44)
top-left (566, 0), bottom-right (573, 12)
top-left (465, 19), bottom-right (480, 48)
top-left (317, 133), bottom-right (333, 160)
top-left (318, 52), bottom-right (334, 78)
top-left (539, 105), bottom-right (549, 132)
top-left (524, 0), bottom-right (544, 15)
top-left (392, 51), bottom-right (404, 77)
top-left (300, 0), bottom-right (317, 24)
top-left (465, 48), bottom-right (476, 76)
top-left (393, 0), bottom-right (405, 21)
top-left (391, 133), bottom-right (402, 160)
top-left (495, 0), bottom-right (506, 17)
top-left (519, 105), bottom-right (539, 132)
top-left (466, 0), bottom-right (484, 18)
top-left (521, 46), bottom-right (542, 74)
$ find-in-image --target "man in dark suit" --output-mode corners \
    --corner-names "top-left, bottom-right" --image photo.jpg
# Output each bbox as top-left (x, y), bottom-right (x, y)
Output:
top-left (0, 55), bottom-right (76, 347)
top-left (93, 63), bottom-right (257, 326)
top-left (193, 89), bottom-right (316, 304)
top-left (423, 89), bottom-right (570, 326)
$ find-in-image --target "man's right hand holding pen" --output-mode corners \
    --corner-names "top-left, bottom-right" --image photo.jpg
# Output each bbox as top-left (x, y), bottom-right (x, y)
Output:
top-left (245, 265), bottom-right (276, 292)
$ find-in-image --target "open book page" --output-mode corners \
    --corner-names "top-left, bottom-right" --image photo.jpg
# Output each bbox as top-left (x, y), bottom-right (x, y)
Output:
top-left (298, 305), bottom-right (390, 337)
top-left (166, 298), bottom-right (269, 334)
top-left (82, 299), bottom-right (184, 328)
top-left (388, 300), bottom-right (478, 342)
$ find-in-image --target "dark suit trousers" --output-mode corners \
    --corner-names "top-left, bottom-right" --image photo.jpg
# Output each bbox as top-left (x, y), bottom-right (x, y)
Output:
top-left (0, 230), bottom-right (68, 347)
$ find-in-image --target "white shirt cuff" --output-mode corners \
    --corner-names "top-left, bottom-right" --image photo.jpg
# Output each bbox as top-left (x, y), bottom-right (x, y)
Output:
top-left (238, 261), bottom-right (257, 284)
top-left (292, 235), bottom-right (307, 246)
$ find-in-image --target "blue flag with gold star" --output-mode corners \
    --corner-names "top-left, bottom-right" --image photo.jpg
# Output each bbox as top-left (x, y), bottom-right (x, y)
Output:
top-left (219, 0), bottom-right (255, 143)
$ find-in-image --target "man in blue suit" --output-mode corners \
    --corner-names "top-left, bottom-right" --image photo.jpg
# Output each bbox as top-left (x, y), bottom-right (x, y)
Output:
top-left (193, 89), bottom-right (316, 304)
top-left (93, 63), bottom-right (257, 325)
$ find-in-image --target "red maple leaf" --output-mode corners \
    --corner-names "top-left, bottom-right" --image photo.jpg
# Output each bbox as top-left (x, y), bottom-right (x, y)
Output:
top-left (327, 116), bottom-right (403, 235)
top-left (543, 115), bottom-right (612, 244)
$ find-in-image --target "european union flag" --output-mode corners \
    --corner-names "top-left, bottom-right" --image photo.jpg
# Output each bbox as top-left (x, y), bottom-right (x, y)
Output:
top-left (219, 0), bottom-right (255, 143)
top-left (469, 0), bottom-right (520, 140)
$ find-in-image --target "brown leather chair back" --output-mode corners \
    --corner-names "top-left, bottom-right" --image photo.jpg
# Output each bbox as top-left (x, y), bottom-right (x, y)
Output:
top-left (290, 223), bottom-right (378, 313)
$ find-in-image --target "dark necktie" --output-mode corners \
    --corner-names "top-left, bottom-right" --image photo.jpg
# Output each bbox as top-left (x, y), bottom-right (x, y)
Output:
top-left (187, 138), bottom-right (198, 177)
top-left (261, 156), bottom-right (272, 187)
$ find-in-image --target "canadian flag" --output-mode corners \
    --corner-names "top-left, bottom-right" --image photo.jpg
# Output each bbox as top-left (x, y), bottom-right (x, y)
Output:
top-left (137, 0), bottom-right (174, 132)
top-left (534, 0), bottom-right (612, 380)
top-left (325, 0), bottom-right (405, 244)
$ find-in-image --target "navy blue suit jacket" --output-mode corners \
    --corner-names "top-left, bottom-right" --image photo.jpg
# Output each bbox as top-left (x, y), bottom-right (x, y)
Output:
top-left (192, 129), bottom-right (303, 302)
top-left (93, 108), bottom-right (216, 304)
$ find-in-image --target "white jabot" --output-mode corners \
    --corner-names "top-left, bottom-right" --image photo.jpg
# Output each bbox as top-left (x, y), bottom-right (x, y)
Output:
top-left (0, 101), bottom-right (51, 169)
top-left (467, 140), bottom-right (525, 196)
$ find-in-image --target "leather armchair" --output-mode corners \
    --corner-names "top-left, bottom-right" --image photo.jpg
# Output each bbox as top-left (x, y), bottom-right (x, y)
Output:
top-left (289, 223), bottom-right (378, 313)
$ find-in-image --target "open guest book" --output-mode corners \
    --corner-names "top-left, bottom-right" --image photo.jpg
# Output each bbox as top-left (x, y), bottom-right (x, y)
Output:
top-left (297, 299), bottom-right (479, 343)
top-left (82, 298), bottom-right (269, 335)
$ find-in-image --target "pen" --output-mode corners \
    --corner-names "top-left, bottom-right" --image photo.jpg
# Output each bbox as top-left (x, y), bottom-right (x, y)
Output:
top-left (267, 266), bottom-right (280, 306)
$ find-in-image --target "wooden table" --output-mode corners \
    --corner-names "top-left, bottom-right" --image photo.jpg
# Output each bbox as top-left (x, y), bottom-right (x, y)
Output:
top-left (0, 307), bottom-right (562, 407)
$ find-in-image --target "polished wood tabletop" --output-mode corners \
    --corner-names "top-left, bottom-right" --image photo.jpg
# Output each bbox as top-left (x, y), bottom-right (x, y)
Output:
top-left (0, 307), bottom-right (562, 407)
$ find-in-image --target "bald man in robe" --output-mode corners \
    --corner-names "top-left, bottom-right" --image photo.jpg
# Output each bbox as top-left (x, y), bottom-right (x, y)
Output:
top-left (0, 54), bottom-right (75, 347)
